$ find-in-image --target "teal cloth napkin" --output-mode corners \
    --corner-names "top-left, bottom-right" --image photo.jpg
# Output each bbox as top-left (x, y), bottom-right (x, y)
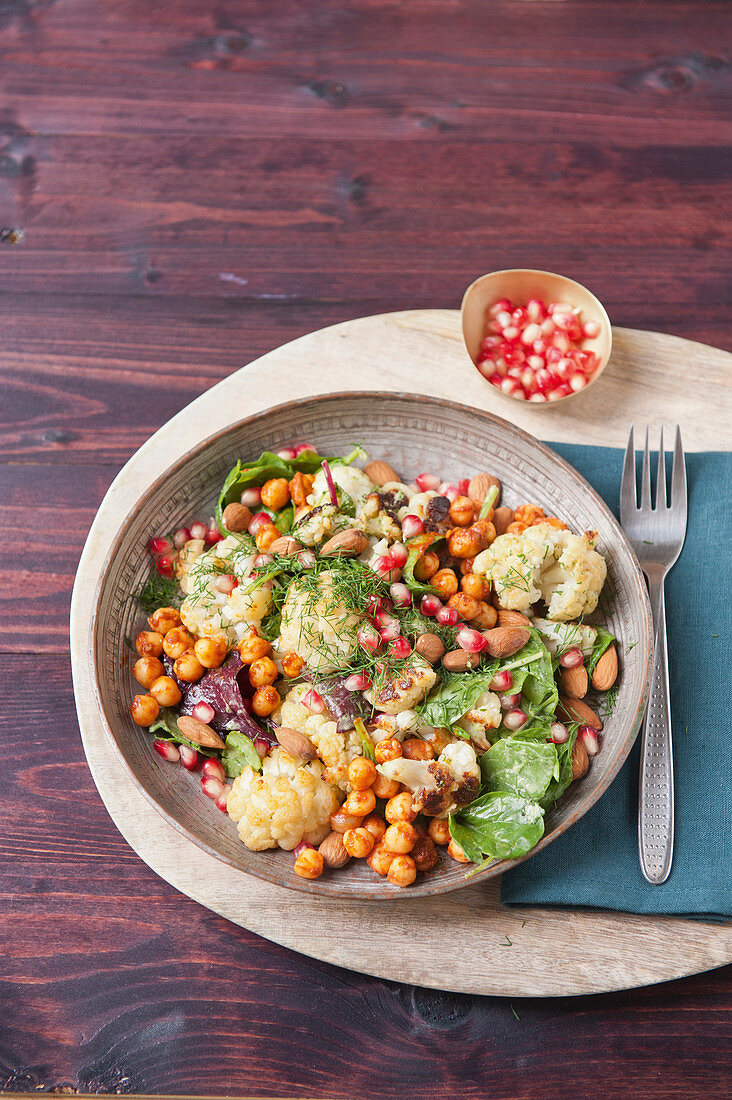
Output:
top-left (500, 444), bottom-right (731, 920)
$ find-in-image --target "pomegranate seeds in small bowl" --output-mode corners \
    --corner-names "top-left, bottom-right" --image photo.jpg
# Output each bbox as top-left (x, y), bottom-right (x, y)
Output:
top-left (461, 268), bottom-right (612, 407)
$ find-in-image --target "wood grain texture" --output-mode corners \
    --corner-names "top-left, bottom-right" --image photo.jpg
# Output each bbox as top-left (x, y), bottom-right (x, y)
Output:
top-left (1, 0), bottom-right (730, 1094)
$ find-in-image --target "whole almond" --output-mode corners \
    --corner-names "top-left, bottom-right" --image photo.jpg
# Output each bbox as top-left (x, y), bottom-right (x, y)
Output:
top-left (560, 664), bottom-right (588, 699)
top-left (274, 726), bottom-right (318, 761)
top-left (468, 473), bottom-right (501, 504)
top-left (269, 535), bottom-right (301, 556)
top-left (481, 625), bottom-right (530, 659)
top-left (497, 608), bottom-right (532, 628)
top-left (365, 460), bottom-right (399, 486)
top-left (492, 506), bottom-right (514, 536)
top-left (176, 715), bottom-right (226, 750)
top-left (442, 649), bottom-right (481, 672)
top-left (319, 529), bottom-right (370, 557)
top-left (222, 502), bottom-right (253, 533)
top-left (318, 830), bottom-right (351, 869)
top-left (571, 738), bottom-right (590, 780)
top-left (592, 644), bottom-right (618, 691)
top-left (558, 696), bottom-right (603, 731)
top-left (415, 632), bottom-right (447, 665)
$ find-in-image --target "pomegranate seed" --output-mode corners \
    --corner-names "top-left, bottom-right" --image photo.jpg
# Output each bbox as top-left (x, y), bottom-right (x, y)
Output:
top-left (189, 521), bottom-right (207, 540)
top-left (511, 307), bottom-right (528, 327)
top-left (202, 758), bottom-right (226, 782)
top-left (172, 527), bottom-right (191, 549)
top-left (358, 624), bottom-right (382, 652)
top-left (389, 581), bottom-right (412, 607)
top-left (277, 447), bottom-right (297, 460)
top-left (578, 725), bottom-right (600, 756)
top-left (494, 359), bottom-right (508, 376)
top-left (179, 744), bottom-right (199, 770)
top-left (540, 318), bottom-right (557, 337)
top-left (215, 784), bottom-right (232, 812)
top-left (439, 482), bottom-right (459, 501)
top-left (389, 542), bottom-right (408, 567)
top-left (297, 549), bottom-right (316, 568)
top-left (253, 553), bottom-right (273, 568)
top-left (389, 637), bottom-right (412, 659)
top-left (503, 709), bottom-right (528, 730)
top-left (529, 393), bottom-right (547, 403)
top-left (457, 478), bottom-right (470, 495)
top-left (420, 594), bottom-right (442, 617)
top-left (481, 335), bottom-right (502, 352)
top-left (294, 443), bottom-right (315, 455)
top-left (548, 386), bottom-right (571, 402)
top-left (253, 737), bottom-right (270, 758)
top-left (380, 620), bottom-right (402, 642)
top-left (374, 608), bottom-right (395, 628)
top-left (554, 332), bottom-right (571, 354)
top-left (205, 518), bottom-right (222, 545)
top-left (489, 669), bottom-right (514, 692)
top-left (240, 488), bottom-right (261, 508)
top-left (153, 739), bottom-right (180, 763)
top-left (148, 536), bottom-right (173, 556)
top-left (570, 373), bottom-right (587, 392)
top-left (415, 473), bottom-right (441, 492)
top-left (366, 594), bottom-right (390, 616)
top-left (192, 701), bottom-right (216, 724)
top-left (489, 298), bottom-right (512, 317)
top-left (401, 516), bottom-right (424, 540)
top-left (584, 351), bottom-right (599, 372)
top-left (582, 320), bottom-right (601, 339)
top-left (499, 691), bottom-right (522, 710)
top-left (502, 325), bottom-right (520, 342)
top-left (526, 298), bottom-right (546, 322)
top-left (373, 554), bottom-right (395, 578)
top-left (520, 322), bottom-right (542, 345)
top-left (436, 606), bottom-right (459, 626)
top-left (489, 373), bottom-right (503, 388)
top-left (512, 390), bottom-right (527, 400)
top-left (213, 573), bottom-right (237, 594)
top-left (456, 627), bottom-right (487, 653)
top-left (552, 312), bottom-right (573, 331)
top-left (345, 673), bottom-right (371, 691)
top-left (294, 841), bottom-right (315, 858)
top-left (550, 301), bottom-right (574, 315)
top-left (549, 722), bottom-right (570, 744)
top-left (248, 511), bottom-right (273, 535)
top-left (545, 346), bottom-right (562, 364)
top-left (201, 775), bottom-right (223, 800)
top-left (560, 646), bottom-right (584, 669)
top-left (534, 369), bottom-right (554, 391)
top-left (500, 378), bottom-right (520, 395)
top-left (532, 338), bottom-right (548, 355)
top-left (527, 355), bottom-right (544, 371)
top-left (495, 310), bottom-right (512, 329)
top-left (156, 555), bottom-right (175, 578)
top-left (554, 357), bottom-right (573, 378)
top-left (303, 689), bottom-right (325, 713)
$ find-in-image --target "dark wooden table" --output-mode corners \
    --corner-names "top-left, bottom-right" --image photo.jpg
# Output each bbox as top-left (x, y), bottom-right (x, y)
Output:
top-left (2, 2), bottom-right (730, 1097)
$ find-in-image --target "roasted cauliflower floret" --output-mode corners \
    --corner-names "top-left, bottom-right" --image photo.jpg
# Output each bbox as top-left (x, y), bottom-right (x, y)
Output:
top-left (277, 688), bottom-right (362, 790)
top-left (179, 536), bottom-right (269, 642)
top-left (456, 690), bottom-right (502, 750)
top-left (278, 570), bottom-right (362, 674)
top-left (474, 523), bottom-right (607, 621)
top-left (293, 503), bottom-right (354, 546)
top-left (357, 493), bottom-right (403, 542)
top-left (226, 747), bottom-right (340, 851)
top-left (309, 465), bottom-right (375, 512)
top-left (364, 655), bottom-right (437, 715)
top-left (532, 617), bottom-right (597, 657)
top-left (377, 742), bottom-right (480, 817)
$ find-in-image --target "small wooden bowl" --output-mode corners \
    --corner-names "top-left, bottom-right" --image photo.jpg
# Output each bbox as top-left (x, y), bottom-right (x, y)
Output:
top-left (461, 268), bottom-right (612, 408)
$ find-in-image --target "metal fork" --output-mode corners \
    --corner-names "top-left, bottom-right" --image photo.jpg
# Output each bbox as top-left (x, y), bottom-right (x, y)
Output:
top-left (620, 426), bottom-right (687, 884)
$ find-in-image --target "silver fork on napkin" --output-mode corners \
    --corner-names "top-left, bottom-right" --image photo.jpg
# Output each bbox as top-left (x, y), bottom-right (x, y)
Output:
top-left (620, 426), bottom-right (687, 884)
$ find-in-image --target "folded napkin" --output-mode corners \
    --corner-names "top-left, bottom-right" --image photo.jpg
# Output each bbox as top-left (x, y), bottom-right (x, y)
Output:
top-left (500, 444), bottom-right (731, 920)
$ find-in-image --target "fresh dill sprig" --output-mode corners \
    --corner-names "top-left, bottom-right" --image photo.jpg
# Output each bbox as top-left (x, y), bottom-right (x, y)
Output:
top-left (135, 572), bottom-right (182, 614)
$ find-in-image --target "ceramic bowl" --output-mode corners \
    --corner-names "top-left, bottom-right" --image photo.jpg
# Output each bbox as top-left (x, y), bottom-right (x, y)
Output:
top-left (90, 392), bottom-right (651, 898)
top-left (461, 269), bottom-right (612, 408)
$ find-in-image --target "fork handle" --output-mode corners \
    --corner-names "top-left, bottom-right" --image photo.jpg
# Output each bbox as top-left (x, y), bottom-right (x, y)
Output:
top-left (638, 576), bottom-right (674, 884)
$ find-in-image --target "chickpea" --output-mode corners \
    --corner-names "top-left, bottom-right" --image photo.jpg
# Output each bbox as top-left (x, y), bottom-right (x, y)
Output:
top-left (402, 738), bottom-right (435, 761)
top-left (330, 807), bottom-right (363, 833)
top-left (514, 503), bottom-right (545, 525)
top-left (448, 592), bottom-right (481, 621)
top-left (431, 568), bottom-right (459, 600)
top-left (162, 626), bottom-right (195, 659)
top-left (133, 656), bottom-right (164, 690)
top-left (135, 630), bottom-right (164, 658)
top-left (428, 818), bottom-right (451, 846)
top-left (473, 519), bottom-right (496, 546)
top-left (383, 821), bottom-right (417, 854)
top-left (412, 836), bottom-right (439, 872)
top-left (542, 516), bottom-right (568, 530)
top-left (237, 631), bottom-right (272, 664)
top-left (506, 520), bottom-right (528, 535)
top-left (294, 848), bottom-right (324, 879)
top-left (414, 550), bottom-right (440, 582)
top-left (385, 791), bottom-right (417, 824)
top-left (148, 607), bottom-right (181, 634)
top-left (374, 738), bottom-right (402, 765)
top-left (473, 601), bottom-right (498, 630)
top-left (255, 524), bottom-right (281, 552)
top-left (447, 527), bottom-right (484, 559)
top-left (288, 471), bottom-right (314, 506)
top-left (449, 495), bottom-right (477, 527)
top-left (461, 572), bottom-right (490, 601)
top-left (129, 693), bottom-right (160, 726)
top-left (448, 837), bottom-right (471, 864)
top-left (344, 789), bottom-right (376, 817)
top-left (459, 557), bottom-right (475, 576)
top-left (281, 650), bottom-right (305, 678)
top-left (252, 685), bottom-right (280, 716)
top-left (149, 675), bottom-right (183, 707)
top-left (362, 813), bottom-right (387, 843)
top-left (387, 855), bottom-right (417, 888)
top-left (348, 757), bottom-right (377, 791)
top-left (343, 827), bottom-right (376, 859)
top-left (193, 635), bottom-right (228, 669)
top-left (367, 842), bottom-right (395, 876)
top-left (249, 655), bottom-right (278, 688)
top-left (173, 649), bottom-right (206, 683)
top-left (261, 478), bottom-right (291, 511)
top-left (372, 772), bottom-right (400, 800)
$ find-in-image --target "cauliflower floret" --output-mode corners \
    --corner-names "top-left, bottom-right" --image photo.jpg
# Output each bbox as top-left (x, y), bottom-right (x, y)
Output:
top-left (293, 503), bottom-right (356, 546)
top-left (456, 690), bottom-right (502, 750)
top-left (278, 570), bottom-right (362, 674)
top-left (278, 689), bottom-right (361, 790)
top-left (356, 493), bottom-right (403, 542)
top-left (474, 523), bottom-right (607, 622)
top-left (364, 655), bottom-right (437, 715)
top-left (407, 490), bottom-right (438, 521)
top-left (178, 535), bottom-right (267, 642)
top-left (377, 741), bottom-right (480, 817)
top-left (310, 465), bottom-right (375, 511)
top-left (532, 617), bottom-right (597, 657)
top-left (227, 747), bottom-right (340, 851)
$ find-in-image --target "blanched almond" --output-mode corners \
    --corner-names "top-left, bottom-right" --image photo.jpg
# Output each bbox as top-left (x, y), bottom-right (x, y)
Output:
top-left (560, 664), bottom-right (588, 699)
top-left (481, 625), bottom-right (530, 658)
top-left (176, 715), bottom-right (226, 750)
top-left (318, 830), bottom-right (351, 869)
top-left (497, 608), bottom-right (532, 628)
top-left (222, 502), bottom-right (253, 532)
top-left (571, 738), bottom-right (590, 780)
top-left (319, 529), bottom-right (370, 557)
top-left (274, 726), bottom-right (318, 761)
top-left (467, 473), bottom-right (501, 504)
top-left (592, 645), bottom-right (618, 691)
top-left (558, 696), bottom-right (603, 731)
top-left (365, 460), bottom-right (399, 486)
top-left (415, 632), bottom-right (446, 664)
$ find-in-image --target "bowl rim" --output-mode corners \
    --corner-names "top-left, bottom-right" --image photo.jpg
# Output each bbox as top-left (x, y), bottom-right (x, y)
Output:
top-left (88, 390), bottom-right (653, 899)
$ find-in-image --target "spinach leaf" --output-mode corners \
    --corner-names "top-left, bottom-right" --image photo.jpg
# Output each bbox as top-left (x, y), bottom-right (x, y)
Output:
top-left (417, 664), bottom-right (499, 728)
top-left (480, 739), bottom-right (558, 801)
top-left (514, 629), bottom-right (558, 715)
top-left (540, 725), bottom-right (578, 807)
top-left (449, 791), bottom-right (545, 861)
top-left (222, 729), bottom-right (262, 777)
top-left (401, 534), bottom-right (444, 599)
top-left (148, 708), bottom-right (216, 757)
top-left (586, 626), bottom-right (616, 675)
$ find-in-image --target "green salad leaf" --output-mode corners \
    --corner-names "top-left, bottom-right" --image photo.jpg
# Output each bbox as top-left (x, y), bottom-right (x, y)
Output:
top-left (148, 708), bottom-right (217, 757)
top-left (222, 729), bottom-right (262, 777)
top-left (449, 791), bottom-right (545, 862)
top-left (401, 537), bottom-right (444, 599)
top-left (480, 739), bottom-right (559, 801)
top-left (540, 725), bottom-right (578, 808)
top-left (417, 664), bottom-right (499, 728)
top-left (586, 625), bottom-right (616, 675)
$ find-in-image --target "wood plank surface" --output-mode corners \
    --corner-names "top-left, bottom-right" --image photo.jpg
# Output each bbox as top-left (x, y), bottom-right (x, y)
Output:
top-left (1, 0), bottom-right (730, 1096)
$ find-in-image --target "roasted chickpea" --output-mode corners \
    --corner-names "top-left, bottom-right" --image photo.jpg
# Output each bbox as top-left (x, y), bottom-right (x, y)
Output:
top-left (252, 685), bottom-right (280, 716)
top-left (372, 772), bottom-right (400, 800)
top-left (249, 655), bottom-right (278, 688)
top-left (428, 818), bottom-right (451, 846)
top-left (447, 527), bottom-right (484, 559)
top-left (367, 842), bottom-right (395, 876)
top-left (473, 601), bottom-right (498, 630)
top-left (255, 524), bottom-right (281, 552)
top-left (281, 650), bottom-right (305, 678)
top-left (383, 821), bottom-right (417, 854)
top-left (374, 738), bottom-right (402, 765)
top-left (162, 626), bottom-right (195, 659)
top-left (473, 519), bottom-right (497, 546)
top-left (237, 631), bottom-right (272, 664)
top-left (514, 503), bottom-right (545, 525)
top-left (385, 791), bottom-right (417, 824)
top-left (459, 557), bottom-right (475, 576)
top-left (348, 757), bottom-right (377, 791)
top-left (148, 607), bottom-right (181, 634)
top-left (412, 836), bottom-right (439, 872)
top-left (343, 827), bottom-right (376, 859)
top-left (461, 572), bottom-right (490, 601)
top-left (261, 477), bottom-right (291, 511)
top-left (431, 568), bottom-right (459, 600)
top-left (330, 807), bottom-right (363, 833)
top-left (129, 693), bottom-right (160, 726)
top-left (149, 675), bottom-right (182, 707)
top-left (173, 649), bottom-right (206, 683)
top-left (362, 813), bottom-right (387, 843)
top-left (193, 635), bottom-right (228, 669)
top-left (133, 656), bottom-right (165, 690)
top-left (288, 471), bottom-right (315, 506)
top-left (541, 516), bottom-right (568, 530)
top-left (402, 738), bottom-right (435, 761)
top-left (506, 520), bottom-right (528, 535)
top-left (294, 848), bottom-right (324, 879)
top-left (448, 592), bottom-right (481, 621)
top-left (387, 855), bottom-right (417, 888)
top-left (413, 550), bottom-right (440, 582)
top-left (135, 630), bottom-right (164, 658)
top-left (448, 837), bottom-right (471, 864)
top-left (449, 495), bottom-right (477, 527)
top-left (344, 789), bottom-right (377, 817)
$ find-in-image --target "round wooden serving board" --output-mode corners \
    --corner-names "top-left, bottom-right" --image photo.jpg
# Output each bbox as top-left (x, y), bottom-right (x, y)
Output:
top-left (71, 310), bottom-right (732, 997)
